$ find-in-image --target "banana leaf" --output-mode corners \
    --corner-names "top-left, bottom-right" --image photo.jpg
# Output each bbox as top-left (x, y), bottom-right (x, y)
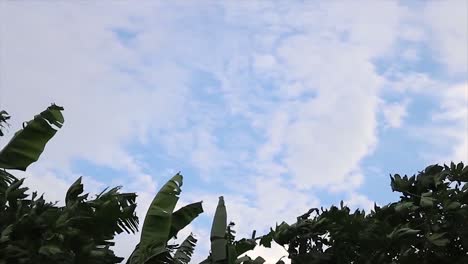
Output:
top-left (128, 174), bottom-right (183, 263)
top-left (173, 233), bottom-right (197, 264)
top-left (169, 201), bottom-right (203, 239)
top-left (0, 104), bottom-right (64, 170)
top-left (210, 196), bottom-right (227, 262)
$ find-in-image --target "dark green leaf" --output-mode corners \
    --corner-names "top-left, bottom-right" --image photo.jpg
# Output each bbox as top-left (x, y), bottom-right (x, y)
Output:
top-left (210, 196), bottom-right (227, 262)
top-left (169, 201), bottom-right (203, 239)
top-left (0, 105), bottom-right (64, 170)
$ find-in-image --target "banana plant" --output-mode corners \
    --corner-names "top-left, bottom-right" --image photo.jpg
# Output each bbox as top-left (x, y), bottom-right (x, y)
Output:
top-left (0, 171), bottom-right (140, 264)
top-left (173, 233), bottom-right (197, 264)
top-left (200, 196), bottom-right (264, 264)
top-left (0, 104), bottom-right (64, 170)
top-left (127, 173), bottom-right (203, 264)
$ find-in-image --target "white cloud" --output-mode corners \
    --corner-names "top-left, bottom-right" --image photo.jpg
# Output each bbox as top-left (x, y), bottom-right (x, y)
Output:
top-left (423, 0), bottom-right (468, 74)
top-left (344, 192), bottom-right (375, 212)
top-left (432, 83), bottom-right (468, 163)
top-left (329, 171), bottom-right (365, 193)
top-left (401, 48), bottom-right (419, 62)
top-left (253, 54), bottom-right (277, 70)
top-left (0, 3), bottom-right (193, 178)
top-left (385, 72), bottom-right (440, 93)
top-left (399, 25), bottom-right (426, 42)
top-left (256, 111), bottom-right (289, 162)
top-left (278, 81), bottom-right (308, 99)
top-left (242, 243), bottom-right (290, 264)
top-left (403, 82), bottom-right (467, 164)
top-left (20, 170), bottom-right (72, 204)
top-left (213, 1), bottom-right (403, 191)
top-left (190, 128), bottom-right (231, 179)
top-left (382, 99), bottom-right (410, 129)
top-left (432, 84), bottom-right (468, 123)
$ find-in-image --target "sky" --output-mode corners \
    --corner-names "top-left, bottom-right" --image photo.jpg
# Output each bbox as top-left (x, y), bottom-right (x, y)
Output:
top-left (0, 1), bottom-right (467, 263)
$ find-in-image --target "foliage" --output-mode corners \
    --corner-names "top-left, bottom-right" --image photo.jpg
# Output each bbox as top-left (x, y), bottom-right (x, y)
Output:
top-left (200, 196), bottom-right (263, 264)
top-left (0, 106), bottom-right (204, 264)
top-left (260, 162), bottom-right (468, 264)
top-left (0, 173), bottom-right (139, 264)
top-left (2, 104), bottom-right (467, 264)
top-left (0, 105), bottom-right (208, 264)
top-left (127, 174), bottom-right (203, 264)
top-left (173, 233), bottom-right (197, 264)
top-left (0, 104), bottom-right (64, 170)
top-left (0, 106), bottom-right (139, 263)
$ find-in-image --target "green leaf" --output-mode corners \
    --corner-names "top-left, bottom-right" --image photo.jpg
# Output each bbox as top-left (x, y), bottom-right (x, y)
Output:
top-left (5, 178), bottom-right (28, 201)
top-left (394, 201), bottom-right (417, 213)
top-left (387, 227), bottom-right (420, 239)
top-left (128, 174), bottom-right (184, 263)
top-left (420, 196), bottom-right (435, 208)
top-left (173, 233), bottom-right (197, 264)
top-left (0, 169), bottom-right (18, 194)
top-left (128, 243), bottom-right (170, 264)
top-left (259, 230), bottom-right (274, 248)
top-left (427, 232), bottom-right (450, 247)
top-left (0, 225), bottom-right (13, 243)
top-left (139, 173), bottom-right (183, 251)
top-left (210, 196), bottom-right (228, 262)
top-left (65, 177), bottom-right (85, 206)
top-left (234, 238), bottom-right (256, 256)
top-left (169, 201), bottom-right (204, 239)
top-left (38, 244), bottom-right (63, 256)
top-left (0, 104), bottom-right (64, 170)
top-left (446, 202), bottom-right (461, 210)
top-left (273, 222), bottom-right (292, 245)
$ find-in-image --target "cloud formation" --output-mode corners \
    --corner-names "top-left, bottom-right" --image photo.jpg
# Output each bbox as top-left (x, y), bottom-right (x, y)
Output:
top-left (1, 1), bottom-right (466, 263)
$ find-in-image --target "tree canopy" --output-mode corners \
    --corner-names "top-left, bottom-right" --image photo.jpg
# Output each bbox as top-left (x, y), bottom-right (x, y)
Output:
top-left (260, 163), bottom-right (468, 263)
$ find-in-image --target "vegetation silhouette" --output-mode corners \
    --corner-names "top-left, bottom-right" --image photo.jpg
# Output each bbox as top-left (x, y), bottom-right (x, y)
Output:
top-left (1, 106), bottom-right (466, 263)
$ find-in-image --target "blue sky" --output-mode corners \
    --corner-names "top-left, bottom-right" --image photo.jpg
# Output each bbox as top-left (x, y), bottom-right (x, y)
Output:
top-left (1, 1), bottom-right (467, 262)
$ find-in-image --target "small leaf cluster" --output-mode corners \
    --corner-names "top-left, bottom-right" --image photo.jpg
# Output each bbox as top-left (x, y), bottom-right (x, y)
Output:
top-left (0, 173), bottom-right (138, 264)
top-left (260, 163), bottom-right (468, 263)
